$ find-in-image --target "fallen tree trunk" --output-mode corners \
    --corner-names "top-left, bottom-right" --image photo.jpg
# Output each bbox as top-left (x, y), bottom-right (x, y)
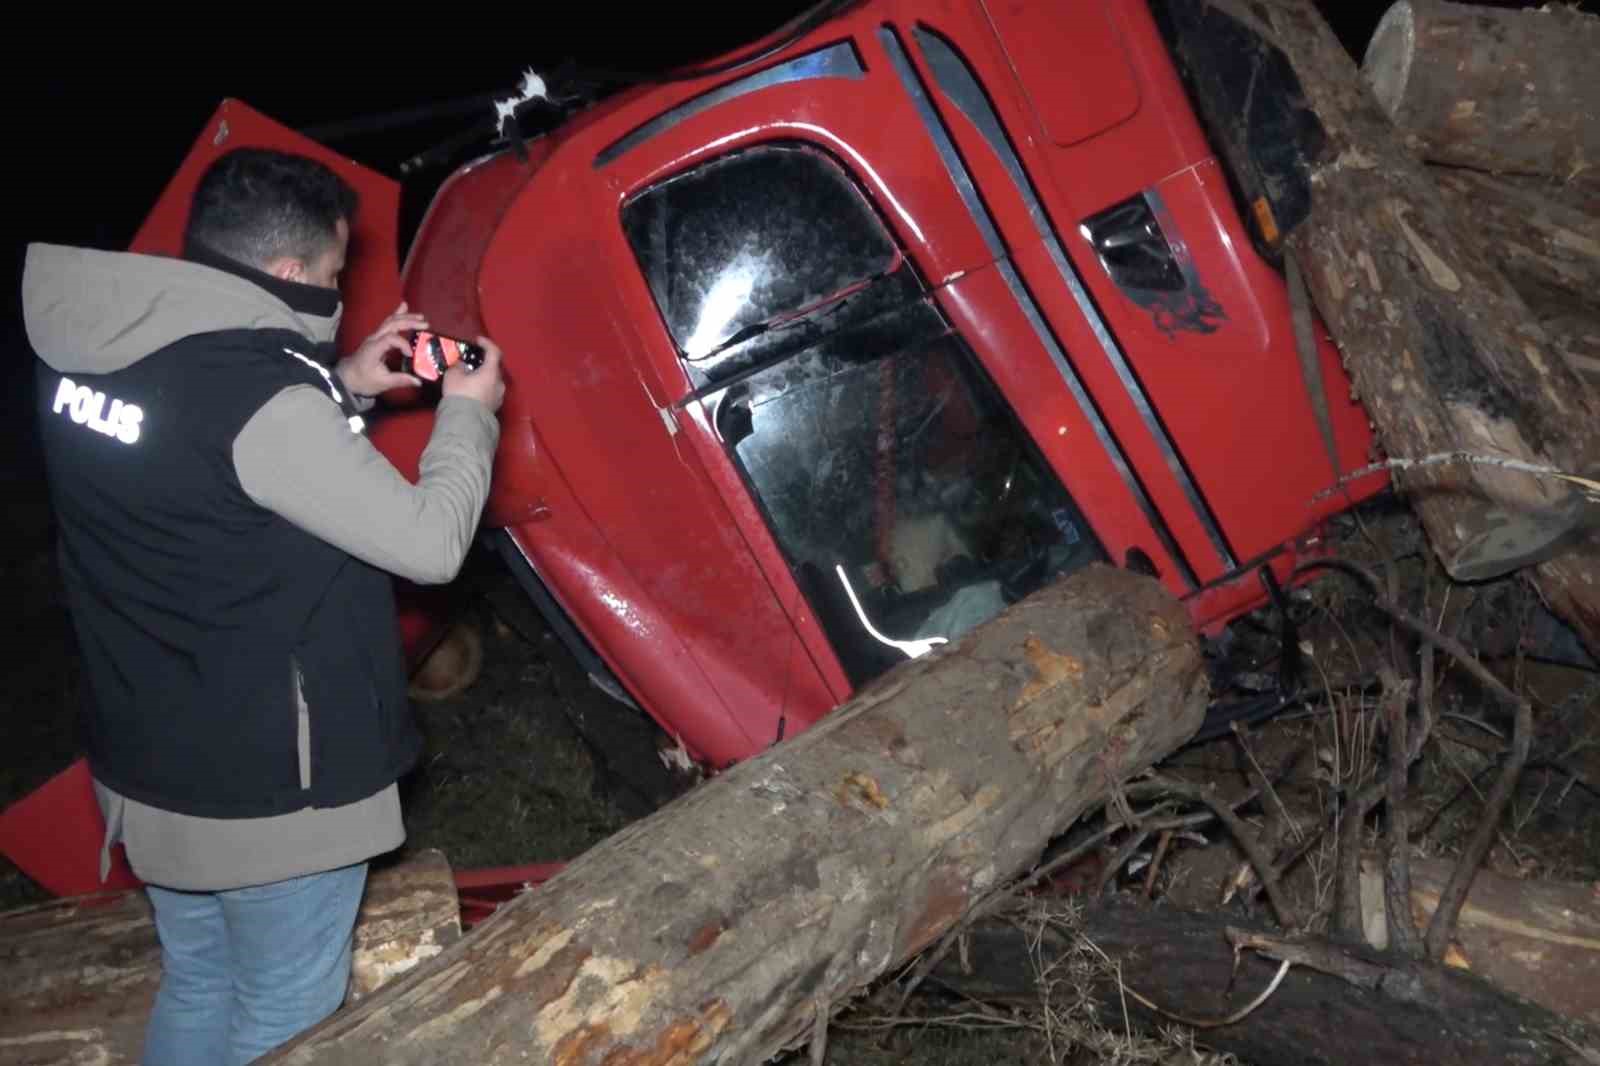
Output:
top-left (1357, 854), bottom-right (1600, 1026)
top-left (1496, 171), bottom-right (1600, 221)
top-left (1361, 0), bottom-right (1600, 183)
top-left (1541, 313), bottom-right (1600, 389)
top-left (260, 564), bottom-right (1208, 1065)
top-left (1430, 165), bottom-right (1600, 317)
top-left (1427, 165), bottom-right (1600, 386)
top-left (1155, 0), bottom-right (1600, 660)
top-left (0, 850), bottom-right (461, 1066)
top-left (931, 895), bottom-right (1600, 1066)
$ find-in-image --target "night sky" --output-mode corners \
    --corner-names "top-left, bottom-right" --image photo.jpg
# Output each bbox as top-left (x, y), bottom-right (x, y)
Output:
top-left (5, 2), bottom-right (1593, 515)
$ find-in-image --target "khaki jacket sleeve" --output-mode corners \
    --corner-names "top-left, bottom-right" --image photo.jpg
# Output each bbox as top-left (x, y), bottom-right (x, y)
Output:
top-left (232, 387), bottom-right (500, 585)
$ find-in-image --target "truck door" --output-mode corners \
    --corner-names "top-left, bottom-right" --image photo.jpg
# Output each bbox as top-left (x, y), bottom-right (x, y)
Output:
top-left (127, 99), bottom-right (404, 356)
top-left (584, 22), bottom-right (1199, 701)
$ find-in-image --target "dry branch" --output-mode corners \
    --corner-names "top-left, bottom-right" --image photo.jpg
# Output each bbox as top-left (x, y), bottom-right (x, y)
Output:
top-left (1379, 668), bottom-right (1422, 957)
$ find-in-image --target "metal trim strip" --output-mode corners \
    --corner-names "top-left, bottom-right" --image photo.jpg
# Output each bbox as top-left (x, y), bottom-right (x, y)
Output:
top-left (912, 25), bottom-right (1238, 573)
top-left (878, 24), bottom-right (1199, 590)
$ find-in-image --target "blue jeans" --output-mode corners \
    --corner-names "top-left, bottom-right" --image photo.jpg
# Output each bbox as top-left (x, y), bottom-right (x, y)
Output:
top-left (141, 863), bottom-right (368, 1066)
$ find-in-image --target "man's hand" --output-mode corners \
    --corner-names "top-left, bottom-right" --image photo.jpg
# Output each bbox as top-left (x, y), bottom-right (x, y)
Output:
top-left (336, 302), bottom-right (428, 399)
top-left (443, 335), bottom-right (507, 413)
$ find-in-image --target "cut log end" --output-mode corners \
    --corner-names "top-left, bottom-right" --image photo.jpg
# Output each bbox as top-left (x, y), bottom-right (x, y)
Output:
top-left (1362, 0), bottom-right (1415, 121)
top-left (1356, 0), bottom-right (1600, 180)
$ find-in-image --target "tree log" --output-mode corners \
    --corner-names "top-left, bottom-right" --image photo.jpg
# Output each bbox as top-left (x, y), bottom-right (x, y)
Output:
top-left (1155, 0), bottom-right (1600, 660)
top-left (258, 564), bottom-right (1208, 1065)
top-left (1361, 0), bottom-right (1600, 183)
top-left (1496, 171), bottom-right (1600, 221)
top-left (1357, 854), bottom-right (1600, 1025)
top-left (0, 850), bottom-right (461, 1066)
top-left (931, 896), bottom-right (1600, 1066)
top-left (1541, 313), bottom-right (1600, 389)
top-left (1430, 165), bottom-right (1600, 318)
top-left (346, 852), bottom-right (464, 1003)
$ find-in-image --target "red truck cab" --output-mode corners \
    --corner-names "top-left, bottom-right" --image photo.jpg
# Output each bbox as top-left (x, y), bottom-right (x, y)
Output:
top-left (380, 0), bottom-right (1387, 768)
top-left (3, 0), bottom-right (1392, 899)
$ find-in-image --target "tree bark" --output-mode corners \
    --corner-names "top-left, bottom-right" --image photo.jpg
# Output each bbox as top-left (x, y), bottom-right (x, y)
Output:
top-left (1496, 171), bottom-right (1600, 222)
top-left (931, 896), bottom-right (1600, 1066)
top-left (258, 564), bottom-right (1208, 1065)
top-left (0, 850), bottom-right (461, 1066)
top-left (1156, 0), bottom-right (1600, 660)
top-left (1357, 854), bottom-right (1600, 1026)
top-left (346, 852), bottom-right (464, 1004)
top-left (1540, 312), bottom-right (1600, 389)
top-left (1429, 165), bottom-right (1600, 319)
top-left (1361, 0), bottom-right (1600, 184)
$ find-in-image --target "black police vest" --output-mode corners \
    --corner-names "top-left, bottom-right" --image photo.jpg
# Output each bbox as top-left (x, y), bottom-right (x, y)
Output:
top-left (33, 326), bottom-right (422, 819)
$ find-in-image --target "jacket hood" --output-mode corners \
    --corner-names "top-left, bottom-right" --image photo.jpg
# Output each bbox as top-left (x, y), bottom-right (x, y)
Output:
top-left (22, 242), bottom-right (344, 375)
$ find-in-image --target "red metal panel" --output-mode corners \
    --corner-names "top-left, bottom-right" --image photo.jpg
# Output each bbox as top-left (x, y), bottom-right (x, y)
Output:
top-left (127, 99), bottom-right (403, 360)
top-left (460, 11), bottom-right (1030, 766)
top-left (471, 143), bottom-right (790, 764)
top-left (400, 146), bottom-right (544, 341)
top-left (0, 761), bottom-right (139, 898)
top-left (980, 0), bottom-right (1142, 146)
top-left (895, 4), bottom-right (1389, 588)
top-left (880, 8), bottom-right (1229, 585)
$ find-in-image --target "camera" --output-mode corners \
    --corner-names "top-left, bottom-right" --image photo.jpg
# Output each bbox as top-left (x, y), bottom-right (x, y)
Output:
top-left (406, 330), bottom-right (485, 382)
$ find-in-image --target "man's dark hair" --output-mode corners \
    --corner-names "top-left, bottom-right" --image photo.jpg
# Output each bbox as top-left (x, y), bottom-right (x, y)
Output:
top-left (184, 148), bottom-right (358, 269)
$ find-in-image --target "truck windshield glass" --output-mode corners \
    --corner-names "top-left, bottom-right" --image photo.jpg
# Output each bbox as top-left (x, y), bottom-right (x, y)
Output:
top-left (706, 319), bottom-right (1103, 687)
top-left (623, 143), bottom-right (899, 374)
top-left (623, 140), bottom-right (1104, 688)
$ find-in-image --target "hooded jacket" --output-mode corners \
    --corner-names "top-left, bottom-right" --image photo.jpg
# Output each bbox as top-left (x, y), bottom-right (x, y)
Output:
top-left (23, 241), bottom-right (499, 888)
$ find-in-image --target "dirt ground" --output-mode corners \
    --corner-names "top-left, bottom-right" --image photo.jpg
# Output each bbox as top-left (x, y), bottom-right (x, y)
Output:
top-left (3, 489), bottom-right (1598, 1064)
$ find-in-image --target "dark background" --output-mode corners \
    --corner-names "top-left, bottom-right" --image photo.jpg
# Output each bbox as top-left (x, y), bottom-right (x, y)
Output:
top-left (2, 7), bottom-right (822, 514)
top-left (2, 1), bottom-right (1589, 527)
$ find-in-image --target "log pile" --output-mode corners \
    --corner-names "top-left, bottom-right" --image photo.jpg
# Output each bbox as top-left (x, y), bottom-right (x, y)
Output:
top-left (1158, 0), bottom-right (1600, 660)
top-left (1361, 0), bottom-right (1600, 185)
top-left (1364, 0), bottom-right (1600, 392)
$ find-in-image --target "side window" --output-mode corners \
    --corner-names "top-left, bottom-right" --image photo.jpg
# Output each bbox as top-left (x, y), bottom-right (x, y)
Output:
top-left (622, 144), bottom-right (899, 377)
top-left (622, 143), bottom-right (1106, 688)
